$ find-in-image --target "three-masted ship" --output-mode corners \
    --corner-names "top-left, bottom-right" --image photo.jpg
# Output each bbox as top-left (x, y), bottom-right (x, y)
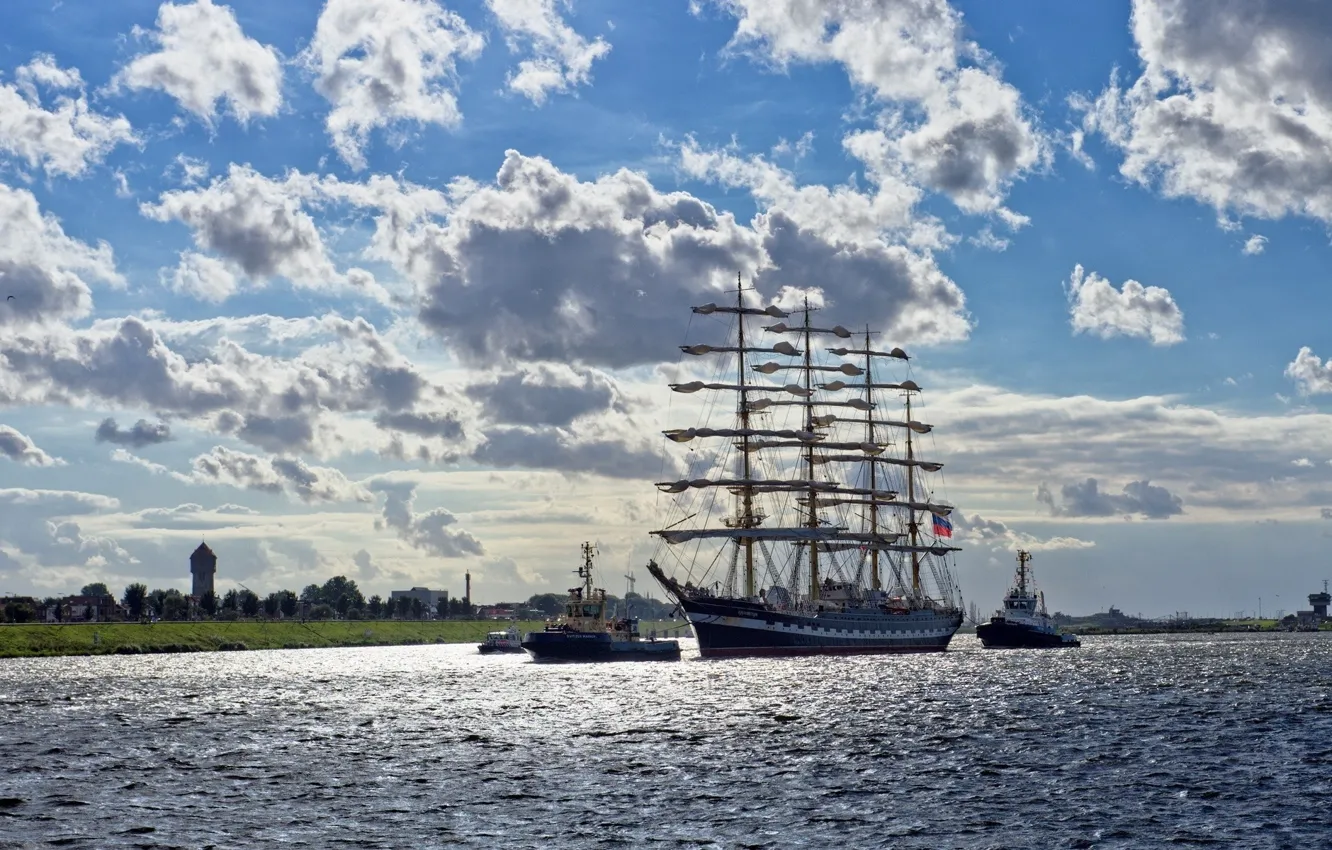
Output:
top-left (646, 283), bottom-right (964, 658)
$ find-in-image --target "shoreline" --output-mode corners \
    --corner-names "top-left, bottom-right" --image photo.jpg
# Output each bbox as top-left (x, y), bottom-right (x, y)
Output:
top-left (0, 619), bottom-right (693, 659)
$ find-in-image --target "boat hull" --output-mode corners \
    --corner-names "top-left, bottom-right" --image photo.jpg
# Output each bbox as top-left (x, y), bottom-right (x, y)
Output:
top-left (521, 631), bottom-right (681, 662)
top-left (677, 597), bottom-right (962, 659)
top-left (976, 618), bottom-right (1079, 648)
top-left (477, 643), bottom-right (524, 654)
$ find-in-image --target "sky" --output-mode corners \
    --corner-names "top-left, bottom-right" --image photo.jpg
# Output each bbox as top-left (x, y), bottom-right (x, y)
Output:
top-left (2, 0), bottom-right (1332, 619)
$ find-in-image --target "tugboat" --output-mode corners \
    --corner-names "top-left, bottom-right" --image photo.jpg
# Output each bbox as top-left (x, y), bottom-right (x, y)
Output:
top-left (522, 543), bottom-right (681, 662)
top-left (976, 550), bottom-right (1080, 648)
top-left (477, 621), bottom-right (524, 654)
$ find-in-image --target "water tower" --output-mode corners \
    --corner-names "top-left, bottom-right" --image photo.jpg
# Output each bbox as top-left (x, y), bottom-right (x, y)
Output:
top-left (190, 542), bottom-right (216, 598)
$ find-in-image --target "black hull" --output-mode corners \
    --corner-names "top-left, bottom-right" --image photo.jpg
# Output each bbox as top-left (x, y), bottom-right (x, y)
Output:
top-left (520, 631), bottom-right (681, 662)
top-left (477, 645), bottom-right (524, 654)
top-left (675, 597), bottom-right (962, 659)
top-left (976, 619), bottom-right (1079, 648)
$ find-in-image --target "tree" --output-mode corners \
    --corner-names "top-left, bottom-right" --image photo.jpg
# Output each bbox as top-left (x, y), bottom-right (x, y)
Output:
top-left (436, 598), bottom-right (448, 620)
top-left (320, 576), bottom-right (365, 610)
top-left (397, 595), bottom-right (412, 618)
top-left (410, 597), bottom-right (423, 620)
top-left (277, 590), bottom-right (297, 618)
top-left (122, 583), bottom-right (149, 619)
top-left (527, 593), bottom-right (564, 616)
top-left (80, 582), bottom-right (111, 598)
top-left (263, 593), bottom-right (280, 617)
top-left (221, 589), bottom-right (239, 611)
top-left (299, 584), bottom-right (321, 604)
top-left (200, 590), bottom-right (217, 616)
top-left (161, 590), bottom-right (187, 620)
top-left (239, 589), bottom-right (260, 617)
top-left (336, 593), bottom-right (350, 618)
top-left (309, 604), bottom-right (335, 620)
top-left (147, 589), bottom-right (168, 619)
top-left (367, 595), bottom-right (383, 617)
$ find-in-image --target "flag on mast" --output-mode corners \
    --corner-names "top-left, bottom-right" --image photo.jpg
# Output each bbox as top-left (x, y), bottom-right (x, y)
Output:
top-left (931, 513), bottom-right (953, 538)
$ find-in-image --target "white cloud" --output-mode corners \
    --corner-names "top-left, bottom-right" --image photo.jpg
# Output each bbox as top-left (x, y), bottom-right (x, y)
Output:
top-left (486, 0), bottom-right (610, 104)
top-left (0, 55), bottom-right (136, 177)
top-left (302, 0), bottom-right (485, 170)
top-left (1065, 263), bottom-right (1184, 346)
top-left (370, 479), bottom-right (483, 557)
top-left (1242, 234), bottom-right (1268, 255)
top-left (0, 425), bottom-right (63, 466)
top-left (95, 418), bottom-right (173, 448)
top-left (115, 0), bottom-right (283, 125)
top-left (165, 251), bottom-right (241, 302)
top-left (952, 512), bottom-right (1095, 552)
top-left (713, 0), bottom-right (1047, 217)
top-left (0, 182), bottom-right (123, 328)
top-left (141, 165), bottom-right (386, 300)
top-left (1286, 346), bottom-right (1332, 395)
top-left (189, 445), bottom-right (374, 503)
top-left (372, 147), bottom-right (967, 366)
top-left (1079, 0), bottom-right (1332, 226)
top-left (1036, 478), bottom-right (1184, 519)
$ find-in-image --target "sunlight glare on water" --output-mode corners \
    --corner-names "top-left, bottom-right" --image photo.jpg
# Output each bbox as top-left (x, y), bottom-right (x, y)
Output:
top-left (2, 633), bottom-right (1330, 848)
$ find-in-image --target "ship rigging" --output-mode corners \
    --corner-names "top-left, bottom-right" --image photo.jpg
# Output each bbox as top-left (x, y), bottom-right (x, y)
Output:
top-left (646, 278), bottom-right (964, 657)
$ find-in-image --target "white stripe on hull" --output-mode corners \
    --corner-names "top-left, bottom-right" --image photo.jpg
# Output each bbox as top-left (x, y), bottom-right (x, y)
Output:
top-left (683, 609), bottom-right (960, 657)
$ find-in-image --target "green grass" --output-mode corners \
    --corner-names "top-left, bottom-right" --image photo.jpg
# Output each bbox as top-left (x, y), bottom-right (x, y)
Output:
top-left (0, 618), bottom-right (691, 658)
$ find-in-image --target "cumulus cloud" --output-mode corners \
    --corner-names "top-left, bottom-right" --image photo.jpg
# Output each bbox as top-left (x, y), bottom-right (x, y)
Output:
top-left (373, 410), bottom-right (465, 440)
top-left (712, 0), bottom-right (1046, 217)
top-left (190, 446), bottom-right (373, 503)
top-left (486, 0), bottom-right (610, 104)
top-left (0, 488), bottom-right (135, 572)
top-left (334, 149), bottom-right (967, 367)
top-left (1036, 478), bottom-right (1184, 520)
top-left (0, 425), bottom-right (62, 466)
top-left (141, 165), bottom-right (384, 300)
top-left (1078, 0), bottom-right (1332, 226)
top-left (95, 418), bottom-right (172, 448)
top-left (471, 425), bottom-right (661, 479)
top-left (1242, 234), bottom-right (1268, 256)
top-left (115, 0), bottom-right (283, 125)
top-left (1065, 263), bottom-right (1184, 346)
top-left (0, 183), bottom-right (123, 328)
top-left (465, 364), bottom-right (624, 426)
top-left (370, 479), bottom-right (484, 557)
top-left (1286, 347), bottom-right (1332, 395)
top-left (0, 55), bottom-right (136, 177)
top-left (951, 512), bottom-right (1095, 552)
top-left (302, 0), bottom-right (485, 169)
top-left (165, 252), bottom-right (240, 302)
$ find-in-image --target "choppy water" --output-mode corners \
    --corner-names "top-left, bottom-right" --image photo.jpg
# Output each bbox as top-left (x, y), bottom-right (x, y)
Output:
top-left (1, 633), bottom-right (1330, 849)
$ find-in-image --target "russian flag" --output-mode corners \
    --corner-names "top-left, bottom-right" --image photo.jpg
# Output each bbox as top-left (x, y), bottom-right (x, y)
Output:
top-left (931, 513), bottom-right (953, 538)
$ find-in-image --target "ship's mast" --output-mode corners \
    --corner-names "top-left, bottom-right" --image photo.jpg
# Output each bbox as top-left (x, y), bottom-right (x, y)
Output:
top-left (803, 297), bottom-right (819, 603)
top-left (906, 391), bottom-right (920, 597)
top-left (581, 541), bottom-right (597, 598)
top-left (864, 327), bottom-right (880, 592)
top-left (736, 275), bottom-right (756, 598)
top-left (1016, 549), bottom-right (1032, 596)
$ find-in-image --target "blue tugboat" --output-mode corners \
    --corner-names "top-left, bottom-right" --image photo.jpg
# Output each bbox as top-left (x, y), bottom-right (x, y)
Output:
top-left (522, 543), bottom-right (681, 662)
top-left (976, 550), bottom-right (1080, 648)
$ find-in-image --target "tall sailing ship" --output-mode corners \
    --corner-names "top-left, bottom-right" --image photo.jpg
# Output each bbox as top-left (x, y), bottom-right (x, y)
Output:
top-left (646, 282), bottom-right (965, 658)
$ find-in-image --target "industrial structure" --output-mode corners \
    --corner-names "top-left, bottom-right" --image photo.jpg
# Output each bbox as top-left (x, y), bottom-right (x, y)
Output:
top-left (1293, 581), bottom-right (1330, 629)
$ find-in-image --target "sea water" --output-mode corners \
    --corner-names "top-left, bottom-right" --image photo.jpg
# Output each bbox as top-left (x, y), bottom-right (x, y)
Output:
top-left (1, 633), bottom-right (1328, 848)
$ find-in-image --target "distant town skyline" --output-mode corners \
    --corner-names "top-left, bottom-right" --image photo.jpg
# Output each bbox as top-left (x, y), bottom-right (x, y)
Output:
top-left (3, 0), bottom-right (1332, 617)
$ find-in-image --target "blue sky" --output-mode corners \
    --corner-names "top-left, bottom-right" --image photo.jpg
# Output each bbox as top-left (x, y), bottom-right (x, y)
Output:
top-left (3, 0), bottom-right (1332, 619)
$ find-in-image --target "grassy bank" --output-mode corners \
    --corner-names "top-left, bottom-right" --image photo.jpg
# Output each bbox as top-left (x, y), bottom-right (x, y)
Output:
top-left (0, 619), bottom-right (691, 658)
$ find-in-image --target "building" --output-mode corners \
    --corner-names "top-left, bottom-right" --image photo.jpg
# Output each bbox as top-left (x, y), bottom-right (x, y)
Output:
top-left (55, 594), bottom-right (121, 622)
top-left (1292, 581), bottom-right (1330, 629)
top-left (190, 542), bottom-right (217, 599)
top-left (389, 587), bottom-right (448, 612)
